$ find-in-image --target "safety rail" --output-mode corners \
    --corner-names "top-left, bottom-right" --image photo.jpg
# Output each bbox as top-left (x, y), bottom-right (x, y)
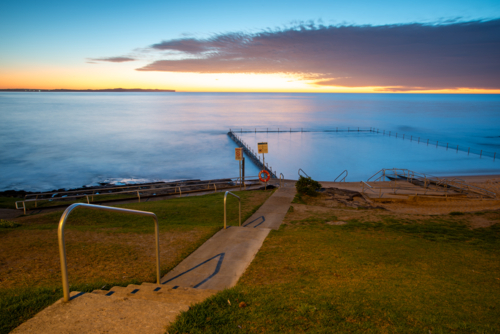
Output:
top-left (371, 127), bottom-right (497, 160)
top-left (360, 181), bottom-right (376, 194)
top-left (58, 203), bottom-right (160, 302)
top-left (298, 168), bottom-right (309, 178)
top-left (224, 191), bottom-right (241, 229)
top-left (15, 176), bottom-right (262, 213)
top-left (334, 170), bottom-right (348, 182)
top-left (367, 168), bottom-right (496, 199)
top-left (280, 173), bottom-right (285, 187)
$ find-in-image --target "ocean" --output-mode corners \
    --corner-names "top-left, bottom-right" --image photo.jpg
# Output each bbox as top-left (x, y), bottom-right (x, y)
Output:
top-left (1, 92), bottom-right (499, 192)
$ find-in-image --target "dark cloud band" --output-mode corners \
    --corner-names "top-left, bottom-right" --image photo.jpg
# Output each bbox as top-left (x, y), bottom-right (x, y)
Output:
top-left (115, 20), bottom-right (500, 90)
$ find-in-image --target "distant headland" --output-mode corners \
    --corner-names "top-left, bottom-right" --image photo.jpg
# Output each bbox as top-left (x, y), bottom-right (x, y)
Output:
top-left (0, 88), bottom-right (175, 92)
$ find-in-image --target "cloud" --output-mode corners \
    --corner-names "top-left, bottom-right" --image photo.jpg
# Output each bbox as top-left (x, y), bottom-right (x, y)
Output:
top-left (121, 20), bottom-right (500, 90)
top-left (89, 57), bottom-right (136, 63)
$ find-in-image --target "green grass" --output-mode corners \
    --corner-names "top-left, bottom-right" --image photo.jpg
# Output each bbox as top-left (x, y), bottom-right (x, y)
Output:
top-left (0, 190), bottom-right (273, 334)
top-left (19, 190), bottom-right (263, 233)
top-left (291, 193), bottom-right (306, 205)
top-left (168, 216), bottom-right (500, 333)
top-left (0, 197), bottom-right (22, 209)
top-left (0, 220), bottom-right (20, 228)
top-left (343, 216), bottom-right (500, 247)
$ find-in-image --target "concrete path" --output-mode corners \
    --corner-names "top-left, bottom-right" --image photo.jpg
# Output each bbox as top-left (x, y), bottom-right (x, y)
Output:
top-left (159, 183), bottom-right (296, 290)
top-left (242, 185), bottom-right (296, 230)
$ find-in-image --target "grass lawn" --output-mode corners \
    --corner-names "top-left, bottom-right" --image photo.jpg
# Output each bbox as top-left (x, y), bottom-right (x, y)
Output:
top-left (0, 189), bottom-right (273, 334)
top-left (0, 197), bottom-right (23, 209)
top-left (168, 196), bottom-right (500, 333)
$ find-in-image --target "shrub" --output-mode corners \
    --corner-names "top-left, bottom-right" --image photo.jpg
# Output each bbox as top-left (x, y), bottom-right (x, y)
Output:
top-left (296, 176), bottom-right (322, 197)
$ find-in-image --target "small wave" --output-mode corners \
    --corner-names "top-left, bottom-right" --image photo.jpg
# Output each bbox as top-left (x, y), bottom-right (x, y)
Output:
top-left (84, 177), bottom-right (181, 188)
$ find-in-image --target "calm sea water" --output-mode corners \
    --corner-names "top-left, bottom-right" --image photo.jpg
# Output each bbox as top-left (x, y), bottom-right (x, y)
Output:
top-left (1, 92), bottom-right (499, 192)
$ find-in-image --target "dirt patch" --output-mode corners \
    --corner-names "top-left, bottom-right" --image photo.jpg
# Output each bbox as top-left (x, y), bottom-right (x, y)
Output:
top-left (469, 214), bottom-right (500, 229)
top-left (0, 228), bottom-right (212, 289)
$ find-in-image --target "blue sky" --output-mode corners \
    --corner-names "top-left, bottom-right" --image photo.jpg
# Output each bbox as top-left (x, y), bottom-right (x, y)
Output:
top-left (1, 0), bottom-right (499, 92)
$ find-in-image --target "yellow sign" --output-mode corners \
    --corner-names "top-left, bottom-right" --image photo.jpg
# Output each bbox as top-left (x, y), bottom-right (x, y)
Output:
top-left (235, 147), bottom-right (243, 160)
top-left (258, 142), bottom-right (268, 154)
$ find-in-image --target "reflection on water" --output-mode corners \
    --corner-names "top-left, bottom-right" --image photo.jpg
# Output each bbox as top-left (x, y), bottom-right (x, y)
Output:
top-left (0, 92), bottom-right (499, 191)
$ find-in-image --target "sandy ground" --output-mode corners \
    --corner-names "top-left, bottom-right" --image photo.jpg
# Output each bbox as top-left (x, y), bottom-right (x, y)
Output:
top-left (285, 175), bottom-right (500, 230)
top-left (316, 175), bottom-right (500, 215)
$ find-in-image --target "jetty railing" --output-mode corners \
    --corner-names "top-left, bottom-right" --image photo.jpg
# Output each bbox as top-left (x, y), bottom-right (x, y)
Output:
top-left (227, 130), bottom-right (278, 178)
top-left (224, 191), bottom-right (241, 229)
top-left (58, 203), bottom-right (160, 302)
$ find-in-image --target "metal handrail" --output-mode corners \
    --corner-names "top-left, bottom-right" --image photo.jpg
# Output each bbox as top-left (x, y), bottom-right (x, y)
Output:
top-left (366, 168), bottom-right (496, 198)
top-left (15, 176), bottom-right (262, 212)
top-left (298, 168), bottom-right (309, 178)
top-left (360, 181), bottom-right (376, 194)
top-left (334, 170), bottom-right (348, 182)
top-left (58, 203), bottom-right (160, 302)
top-left (224, 191), bottom-right (241, 229)
top-left (280, 173), bottom-right (285, 187)
top-left (23, 177), bottom-right (255, 201)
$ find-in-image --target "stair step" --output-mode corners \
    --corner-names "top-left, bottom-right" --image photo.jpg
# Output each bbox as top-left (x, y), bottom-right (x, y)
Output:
top-left (90, 283), bottom-right (217, 306)
top-left (13, 291), bottom-right (185, 333)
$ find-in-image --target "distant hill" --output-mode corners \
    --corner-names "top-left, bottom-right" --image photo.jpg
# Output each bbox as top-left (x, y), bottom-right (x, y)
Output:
top-left (0, 88), bottom-right (175, 92)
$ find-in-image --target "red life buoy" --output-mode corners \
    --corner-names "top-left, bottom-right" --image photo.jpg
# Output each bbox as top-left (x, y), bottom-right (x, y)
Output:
top-left (259, 170), bottom-right (271, 182)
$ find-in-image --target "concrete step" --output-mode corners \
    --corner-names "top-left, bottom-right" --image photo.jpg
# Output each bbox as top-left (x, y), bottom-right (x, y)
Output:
top-left (12, 291), bottom-right (185, 334)
top-left (91, 282), bottom-right (217, 306)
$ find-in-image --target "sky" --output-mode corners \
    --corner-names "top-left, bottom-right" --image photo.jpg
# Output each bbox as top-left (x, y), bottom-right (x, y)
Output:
top-left (1, 0), bottom-right (499, 93)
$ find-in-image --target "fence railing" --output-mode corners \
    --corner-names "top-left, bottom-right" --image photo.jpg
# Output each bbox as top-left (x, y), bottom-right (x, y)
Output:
top-left (229, 127), bottom-right (497, 161)
top-left (15, 176), bottom-right (261, 213)
top-left (58, 203), bottom-right (160, 302)
top-left (224, 191), bottom-right (241, 229)
top-left (370, 128), bottom-right (497, 160)
top-left (230, 127), bottom-right (371, 133)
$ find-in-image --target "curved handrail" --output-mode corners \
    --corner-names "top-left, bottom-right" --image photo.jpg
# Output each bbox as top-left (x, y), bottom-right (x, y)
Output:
top-left (224, 191), bottom-right (241, 229)
top-left (334, 170), bottom-right (348, 182)
top-left (58, 203), bottom-right (160, 302)
top-left (367, 169), bottom-right (385, 182)
top-left (280, 173), bottom-right (285, 187)
top-left (298, 168), bottom-right (309, 178)
top-left (360, 181), bottom-right (376, 193)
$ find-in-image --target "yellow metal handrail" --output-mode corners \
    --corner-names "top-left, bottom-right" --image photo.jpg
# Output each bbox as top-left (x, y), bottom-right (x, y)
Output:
top-left (223, 191), bottom-right (241, 229)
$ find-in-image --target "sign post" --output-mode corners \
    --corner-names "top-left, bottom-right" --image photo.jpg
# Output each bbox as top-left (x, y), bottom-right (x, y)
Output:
top-left (235, 147), bottom-right (243, 190)
top-left (257, 142), bottom-right (269, 189)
